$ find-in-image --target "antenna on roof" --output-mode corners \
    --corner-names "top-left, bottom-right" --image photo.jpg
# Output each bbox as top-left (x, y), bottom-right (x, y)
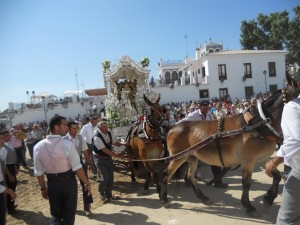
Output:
top-left (74, 66), bottom-right (80, 99)
top-left (81, 83), bottom-right (85, 100)
top-left (184, 34), bottom-right (189, 58)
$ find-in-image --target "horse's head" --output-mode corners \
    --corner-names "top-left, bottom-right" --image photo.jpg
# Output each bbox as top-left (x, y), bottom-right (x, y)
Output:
top-left (285, 71), bottom-right (300, 99)
top-left (261, 73), bottom-right (300, 140)
top-left (143, 94), bottom-right (163, 121)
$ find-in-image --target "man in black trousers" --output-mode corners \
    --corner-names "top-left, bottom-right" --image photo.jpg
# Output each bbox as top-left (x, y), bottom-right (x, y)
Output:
top-left (34, 116), bottom-right (92, 225)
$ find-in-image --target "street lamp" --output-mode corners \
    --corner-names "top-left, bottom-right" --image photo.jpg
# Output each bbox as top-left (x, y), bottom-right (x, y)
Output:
top-left (41, 96), bottom-right (47, 123)
top-left (26, 91), bottom-right (29, 104)
top-left (263, 70), bottom-right (267, 93)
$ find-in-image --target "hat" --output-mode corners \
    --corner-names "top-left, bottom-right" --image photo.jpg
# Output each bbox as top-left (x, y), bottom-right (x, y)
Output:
top-left (200, 100), bottom-right (210, 106)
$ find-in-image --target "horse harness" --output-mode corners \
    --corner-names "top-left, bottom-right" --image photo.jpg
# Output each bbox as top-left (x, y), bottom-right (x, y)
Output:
top-left (213, 103), bottom-right (283, 169)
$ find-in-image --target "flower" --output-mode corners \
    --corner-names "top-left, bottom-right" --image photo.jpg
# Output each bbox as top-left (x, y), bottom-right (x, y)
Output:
top-left (102, 60), bottom-right (111, 72)
top-left (140, 57), bottom-right (150, 68)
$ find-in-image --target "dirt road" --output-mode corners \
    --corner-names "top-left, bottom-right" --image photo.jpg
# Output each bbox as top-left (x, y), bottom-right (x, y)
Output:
top-left (6, 160), bottom-right (282, 225)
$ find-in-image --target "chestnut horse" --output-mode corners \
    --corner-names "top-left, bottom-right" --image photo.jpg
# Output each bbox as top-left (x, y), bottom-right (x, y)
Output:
top-left (160, 74), bottom-right (300, 216)
top-left (126, 94), bottom-right (165, 194)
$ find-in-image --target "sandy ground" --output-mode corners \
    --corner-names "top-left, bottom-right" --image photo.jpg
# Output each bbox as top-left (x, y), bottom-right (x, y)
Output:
top-left (6, 157), bottom-right (283, 225)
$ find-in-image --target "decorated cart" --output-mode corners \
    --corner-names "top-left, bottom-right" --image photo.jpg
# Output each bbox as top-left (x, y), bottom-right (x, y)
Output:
top-left (102, 56), bottom-right (157, 142)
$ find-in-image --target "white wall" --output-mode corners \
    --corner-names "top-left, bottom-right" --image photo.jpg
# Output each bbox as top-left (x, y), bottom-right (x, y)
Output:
top-left (152, 85), bottom-right (201, 104)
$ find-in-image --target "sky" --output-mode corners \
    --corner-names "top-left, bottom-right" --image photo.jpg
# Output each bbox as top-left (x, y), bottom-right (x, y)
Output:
top-left (0, 0), bottom-right (298, 112)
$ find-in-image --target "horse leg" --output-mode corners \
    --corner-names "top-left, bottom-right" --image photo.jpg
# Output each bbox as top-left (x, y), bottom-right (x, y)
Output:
top-left (142, 170), bottom-right (151, 195)
top-left (241, 166), bottom-right (259, 217)
top-left (152, 171), bottom-right (162, 198)
top-left (129, 162), bottom-right (136, 182)
top-left (263, 168), bottom-right (281, 207)
top-left (161, 158), bottom-right (187, 208)
top-left (184, 157), bottom-right (211, 205)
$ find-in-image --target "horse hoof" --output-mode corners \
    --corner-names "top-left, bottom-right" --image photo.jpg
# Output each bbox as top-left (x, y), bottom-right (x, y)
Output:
top-left (263, 195), bottom-right (273, 208)
top-left (202, 199), bottom-right (213, 206)
top-left (247, 210), bottom-right (261, 218)
top-left (185, 182), bottom-right (191, 187)
top-left (161, 201), bottom-right (170, 208)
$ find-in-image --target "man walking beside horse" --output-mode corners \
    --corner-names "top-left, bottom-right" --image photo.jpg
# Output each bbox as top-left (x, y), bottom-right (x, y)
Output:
top-left (265, 73), bottom-right (300, 225)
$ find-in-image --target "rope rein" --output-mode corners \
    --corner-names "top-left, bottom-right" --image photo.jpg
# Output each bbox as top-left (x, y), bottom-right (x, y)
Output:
top-left (121, 119), bottom-right (268, 163)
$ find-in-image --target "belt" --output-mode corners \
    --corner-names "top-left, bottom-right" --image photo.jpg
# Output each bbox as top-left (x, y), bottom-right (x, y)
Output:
top-left (93, 154), bottom-right (111, 160)
top-left (46, 169), bottom-right (75, 183)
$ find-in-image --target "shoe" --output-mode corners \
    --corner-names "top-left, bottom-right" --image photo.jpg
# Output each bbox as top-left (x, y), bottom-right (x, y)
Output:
top-left (100, 196), bottom-right (110, 204)
top-left (214, 181), bottom-right (229, 189)
top-left (111, 195), bottom-right (121, 200)
top-left (84, 204), bottom-right (91, 216)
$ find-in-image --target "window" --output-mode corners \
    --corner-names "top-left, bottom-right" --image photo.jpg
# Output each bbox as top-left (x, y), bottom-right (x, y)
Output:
top-left (268, 62), bottom-right (276, 77)
top-left (269, 84), bottom-right (277, 93)
top-left (244, 63), bottom-right (252, 78)
top-left (199, 89), bottom-right (209, 98)
top-left (171, 71), bottom-right (178, 82)
top-left (245, 86), bottom-right (254, 99)
top-left (201, 67), bottom-right (206, 78)
top-left (165, 71), bottom-right (171, 84)
top-left (218, 64), bottom-right (227, 80)
top-left (198, 69), bottom-right (200, 74)
top-left (219, 88), bottom-right (228, 98)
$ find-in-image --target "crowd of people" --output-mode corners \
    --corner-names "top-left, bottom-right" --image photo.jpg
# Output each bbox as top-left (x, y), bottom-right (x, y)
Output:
top-left (0, 87), bottom-right (299, 224)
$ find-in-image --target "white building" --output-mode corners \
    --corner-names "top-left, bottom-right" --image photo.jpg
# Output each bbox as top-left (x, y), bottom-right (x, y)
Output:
top-left (153, 41), bottom-right (287, 104)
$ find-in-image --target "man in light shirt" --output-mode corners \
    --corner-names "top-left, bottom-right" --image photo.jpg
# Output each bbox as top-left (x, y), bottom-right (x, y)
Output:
top-left (265, 75), bottom-right (300, 225)
top-left (92, 121), bottom-right (125, 203)
top-left (34, 116), bottom-right (92, 225)
top-left (80, 117), bottom-right (98, 178)
top-left (64, 121), bottom-right (93, 216)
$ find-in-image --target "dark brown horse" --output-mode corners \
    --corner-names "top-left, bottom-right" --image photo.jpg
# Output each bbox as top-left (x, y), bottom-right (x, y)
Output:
top-left (126, 94), bottom-right (165, 194)
top-left (160, 74), bottom-right (300, 216)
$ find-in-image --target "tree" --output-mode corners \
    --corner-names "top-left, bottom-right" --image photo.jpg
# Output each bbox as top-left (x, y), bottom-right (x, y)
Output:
top-left (286, 6), bottom-right (300, 66)
top-left (240, 6), bottom-right (300, 65)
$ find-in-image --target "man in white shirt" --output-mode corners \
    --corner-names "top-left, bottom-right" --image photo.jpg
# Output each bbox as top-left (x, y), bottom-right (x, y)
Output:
top-left (265, 91), bottom-right (300, 225)
top-left (64, 121), bottom-right (93, 216)
top-left (80, 117), bottom-right (98, 178)
top-left (34, 116), bottom-right (92, 225)
top-left (92, 121), bottom-right (124, 203)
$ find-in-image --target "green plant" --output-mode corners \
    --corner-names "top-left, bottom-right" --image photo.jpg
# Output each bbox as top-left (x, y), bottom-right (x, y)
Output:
top-left (102, 60), bottom-right (111, 72)
top-left (140, 57), bottom-right (150, 67)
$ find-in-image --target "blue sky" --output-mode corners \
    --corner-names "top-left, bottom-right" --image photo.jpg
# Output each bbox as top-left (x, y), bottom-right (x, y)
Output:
top-left (0, 0), bottom-right (298, 112)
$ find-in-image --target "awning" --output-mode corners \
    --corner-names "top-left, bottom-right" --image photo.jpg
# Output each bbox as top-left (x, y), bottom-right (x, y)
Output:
top-left (64, 90), bottom-right (84, 95)
top-left (85, 88), bottom-right (107, 96)
top-left (32, 92), bottom-right (57, 99)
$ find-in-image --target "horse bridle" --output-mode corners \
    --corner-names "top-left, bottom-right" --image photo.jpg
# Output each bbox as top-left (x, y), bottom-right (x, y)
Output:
top-left (257, 86), bottom-right (295, 143)
top-left (142, 104), bottom-right (164, 141)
